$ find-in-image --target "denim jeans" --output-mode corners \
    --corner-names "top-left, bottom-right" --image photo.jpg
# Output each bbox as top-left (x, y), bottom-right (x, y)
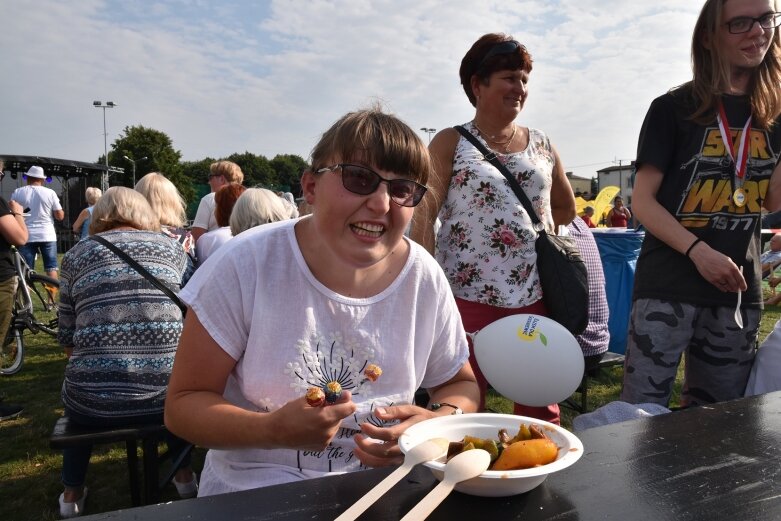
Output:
top-left (19, 241), bottom-right (58, 272)
top-left (61, 408), bottom-right (192, 488)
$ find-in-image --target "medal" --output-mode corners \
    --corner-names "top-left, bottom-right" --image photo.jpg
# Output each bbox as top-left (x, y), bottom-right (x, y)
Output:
top-left (733, 188), bottom-right (747, 207)
top-left (716, 101), bottom-right (752, 208)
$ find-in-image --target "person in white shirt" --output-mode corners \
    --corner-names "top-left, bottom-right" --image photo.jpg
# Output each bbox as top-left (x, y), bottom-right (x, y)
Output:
top-left (191, 161), bottom-right (244, 243)
top-left (11, 165), bottom-right (64, 281)
top-left (196, 184), bottom-right (246, 266)
top-left (165, 107), bottom-right (479, 496)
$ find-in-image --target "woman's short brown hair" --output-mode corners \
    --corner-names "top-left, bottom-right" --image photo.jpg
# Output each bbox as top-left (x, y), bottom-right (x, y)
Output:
top-left (210, 160), bottom-right (244, 184)
top-left (89, 186), bottom-right (160, 234)
top-left (214, 184), bottom-right (247, 227)
top-left (459, 33), bottom-right (533, 107)
top-left (310, 104), bottom-right (432, 186)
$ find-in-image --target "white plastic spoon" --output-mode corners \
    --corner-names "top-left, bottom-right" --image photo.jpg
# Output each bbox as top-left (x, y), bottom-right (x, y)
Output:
top-left (735, 266), bottom-right (744, 329)
top-left (400, 449), bottom-right (491, 521)
top-left (334, 438), bottom-right (450, 521)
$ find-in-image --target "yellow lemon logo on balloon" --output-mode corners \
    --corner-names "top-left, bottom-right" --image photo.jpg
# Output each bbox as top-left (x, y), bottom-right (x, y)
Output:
top-left (516, 316), bottom-right (548, 346)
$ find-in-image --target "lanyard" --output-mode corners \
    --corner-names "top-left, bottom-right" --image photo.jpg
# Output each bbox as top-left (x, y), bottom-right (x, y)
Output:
top-left (716, 101), bottom-right (752, 207)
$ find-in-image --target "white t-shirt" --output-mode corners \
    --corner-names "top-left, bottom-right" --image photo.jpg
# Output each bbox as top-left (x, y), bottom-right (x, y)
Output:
top-left (192, 192), bottom-right (217, 232)
top-left (195, 226), bottom-right (232, 266)
top-left (11, 185), bottom-right (62, 242)
top-left (179, 219), bottom-right (469, 495)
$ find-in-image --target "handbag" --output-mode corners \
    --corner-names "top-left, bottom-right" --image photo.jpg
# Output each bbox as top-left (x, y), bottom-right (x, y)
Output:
top-left (454, 125), bottom-right (589, 335)
top-left (90, 234), bottom-right (187, 314)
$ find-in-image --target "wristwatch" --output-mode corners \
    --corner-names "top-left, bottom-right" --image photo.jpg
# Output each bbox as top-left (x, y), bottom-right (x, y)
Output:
top-left (429, 402), bottom-right (463, 415)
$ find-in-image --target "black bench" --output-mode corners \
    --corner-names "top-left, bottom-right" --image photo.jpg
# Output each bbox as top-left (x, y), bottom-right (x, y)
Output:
top-left (562, 352), bottom-right (626, 414)
top-left (50, 416), bottom-right (192, 506)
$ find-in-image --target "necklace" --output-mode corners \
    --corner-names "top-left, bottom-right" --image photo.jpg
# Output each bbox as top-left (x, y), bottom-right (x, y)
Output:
top-left (473, 121), bottom-right (517, 152)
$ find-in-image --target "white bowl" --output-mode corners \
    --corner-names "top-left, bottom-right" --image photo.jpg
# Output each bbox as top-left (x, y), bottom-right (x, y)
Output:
top-left (399, 413), bottom-right (583, 497)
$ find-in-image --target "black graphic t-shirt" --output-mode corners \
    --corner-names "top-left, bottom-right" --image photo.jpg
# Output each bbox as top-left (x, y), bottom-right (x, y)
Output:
top-left (634, 87), bottom-right (781, 308)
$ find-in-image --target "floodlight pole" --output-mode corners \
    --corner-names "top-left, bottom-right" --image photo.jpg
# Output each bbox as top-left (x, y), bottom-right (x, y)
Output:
top-left (420, 127), bottom-right (436, 144)
top-left (93, 101), bottom-right (117, 191)
top-left (123, 155), bottom-right (147, 187)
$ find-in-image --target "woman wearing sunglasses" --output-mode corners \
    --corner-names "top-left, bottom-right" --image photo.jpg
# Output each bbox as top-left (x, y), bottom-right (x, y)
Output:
top-left (164, 107), bottom-right (479, 496)
top-left (411, 33), bottom-right (576, 425)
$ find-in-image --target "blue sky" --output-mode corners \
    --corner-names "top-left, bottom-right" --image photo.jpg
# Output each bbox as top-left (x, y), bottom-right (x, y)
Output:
top-left (0, 0), bottom-right (702, 179)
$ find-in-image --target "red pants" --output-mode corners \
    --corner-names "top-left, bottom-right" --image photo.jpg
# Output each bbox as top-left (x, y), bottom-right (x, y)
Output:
top-left (456, 298), bottom-right (560, 425)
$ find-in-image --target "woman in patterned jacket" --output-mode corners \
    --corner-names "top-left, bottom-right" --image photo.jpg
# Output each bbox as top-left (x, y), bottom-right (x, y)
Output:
top-left (57, 187), bottom-right (196, 518)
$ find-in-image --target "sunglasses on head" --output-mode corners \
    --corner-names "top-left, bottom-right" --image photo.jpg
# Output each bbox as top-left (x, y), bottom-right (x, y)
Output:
top-left (477, 40), bottom-right (521, 69)
top-left (315, 163), bottom-right (427, 207)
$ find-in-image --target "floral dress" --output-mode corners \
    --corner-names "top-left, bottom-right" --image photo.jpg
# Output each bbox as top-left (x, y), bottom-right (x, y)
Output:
top-left (435, 121), bottom-right (556, 308)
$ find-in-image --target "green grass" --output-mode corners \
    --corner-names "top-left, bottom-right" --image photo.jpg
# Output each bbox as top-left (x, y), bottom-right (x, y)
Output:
top-left (2, 298), bottom-right (780, 520)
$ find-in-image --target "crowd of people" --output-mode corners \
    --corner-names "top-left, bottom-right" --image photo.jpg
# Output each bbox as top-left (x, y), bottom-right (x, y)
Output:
top-left (3, 0), bottom-right (781, 517)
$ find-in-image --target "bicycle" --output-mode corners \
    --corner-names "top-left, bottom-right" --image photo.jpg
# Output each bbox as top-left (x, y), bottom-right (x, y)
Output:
top-left (0, 247), bottom-right (60, 375)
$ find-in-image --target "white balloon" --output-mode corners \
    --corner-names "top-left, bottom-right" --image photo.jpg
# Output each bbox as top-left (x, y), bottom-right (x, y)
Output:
top-left (473, 314), bottom-right (584, 406)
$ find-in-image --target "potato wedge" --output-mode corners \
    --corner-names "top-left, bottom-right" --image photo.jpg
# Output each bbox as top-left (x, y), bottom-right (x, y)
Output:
top-left (492, 438), bottom-right (558, 470)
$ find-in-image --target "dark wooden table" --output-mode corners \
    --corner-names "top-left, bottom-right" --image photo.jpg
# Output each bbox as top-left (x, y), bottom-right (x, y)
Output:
top-left (82, 391), bottom-right (781, 520)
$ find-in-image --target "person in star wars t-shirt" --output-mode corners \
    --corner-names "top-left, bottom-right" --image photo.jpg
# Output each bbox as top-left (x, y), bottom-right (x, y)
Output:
top-left (622, 0), bottom-right (781, 408)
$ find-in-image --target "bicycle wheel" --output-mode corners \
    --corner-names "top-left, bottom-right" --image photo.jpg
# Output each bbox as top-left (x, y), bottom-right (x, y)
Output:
top-left (0, 326), bottom-right (24, 375)
top-left (25, 273), bottom-right (60, 337)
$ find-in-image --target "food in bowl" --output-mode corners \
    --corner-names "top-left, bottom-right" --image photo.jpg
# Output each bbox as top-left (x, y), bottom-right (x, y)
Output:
top-left (445, 422), bottom-right (559, 470)
top-left (399, 413), bottom-right (583, 497)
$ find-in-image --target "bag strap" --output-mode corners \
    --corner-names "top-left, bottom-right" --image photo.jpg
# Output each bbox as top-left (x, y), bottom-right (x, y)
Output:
top-left (454, 125), bottom-right (543, 228)
top-left (90, 234), bottom-right (187, 313)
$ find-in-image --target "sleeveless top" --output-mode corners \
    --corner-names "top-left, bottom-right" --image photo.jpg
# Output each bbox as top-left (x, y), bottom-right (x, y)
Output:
top-left (435, 121), bottom-right (556, 308)
top-left (80, 206), bottom-right (93, 240)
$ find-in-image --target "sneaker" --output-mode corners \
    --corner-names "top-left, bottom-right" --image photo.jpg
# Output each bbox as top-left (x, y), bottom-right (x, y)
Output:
top-left (0, 404), bottom-right (23, 421)
top-left (173, 471), bottom-right (198, 499)
top-left (58, 487), bottom-right (87, 518)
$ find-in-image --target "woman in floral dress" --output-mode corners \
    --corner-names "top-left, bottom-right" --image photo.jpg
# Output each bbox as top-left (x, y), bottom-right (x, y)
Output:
top-left (411, 33), bottom-right (575, 424)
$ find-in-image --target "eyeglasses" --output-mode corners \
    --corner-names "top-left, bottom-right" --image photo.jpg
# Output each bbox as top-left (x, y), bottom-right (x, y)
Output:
top-left (725, 12), bottom-right (781, 34)
top-left (477, 40), bottom-right (520, 69)
top-left (315, 164), bottom-right (427, 207)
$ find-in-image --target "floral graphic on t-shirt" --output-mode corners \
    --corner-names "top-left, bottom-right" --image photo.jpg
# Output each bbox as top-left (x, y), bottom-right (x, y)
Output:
top-left (285, 332), bottom-right (379, 399)
top-left (453, 261), bottom-right (480, 288)
top-left (445, 222), bottom-right (471, 252)
top-left (486, 218), bottom-right (526, 258)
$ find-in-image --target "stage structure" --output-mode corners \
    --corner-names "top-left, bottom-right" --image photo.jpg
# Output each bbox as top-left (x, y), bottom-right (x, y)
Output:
top-left (0, 155), bottom-right (116, 252)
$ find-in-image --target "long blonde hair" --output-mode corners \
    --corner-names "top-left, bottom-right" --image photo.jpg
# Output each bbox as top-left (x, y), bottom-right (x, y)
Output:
top-left (689, 0), bottom-right (781, 128)
top-left (134, 172), bottom-right (187, 227)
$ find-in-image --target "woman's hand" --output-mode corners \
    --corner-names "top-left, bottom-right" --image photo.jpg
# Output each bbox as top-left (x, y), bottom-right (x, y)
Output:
top-left (268, 390), bottom-right (357, 451)
top-left (354, 404), bottom-right (436, 467)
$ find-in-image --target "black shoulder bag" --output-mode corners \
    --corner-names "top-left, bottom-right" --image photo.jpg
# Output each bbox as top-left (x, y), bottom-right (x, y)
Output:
top-left (454, 125), bottom-right (589, 335)
top-left (90, 234), bottom-right (187, 314)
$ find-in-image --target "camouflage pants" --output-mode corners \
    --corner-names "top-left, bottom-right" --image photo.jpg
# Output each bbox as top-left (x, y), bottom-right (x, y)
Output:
top-left (620, 298), bottom-right (758, 407)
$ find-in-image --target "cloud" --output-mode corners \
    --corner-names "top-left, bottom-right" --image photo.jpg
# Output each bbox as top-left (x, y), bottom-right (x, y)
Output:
top-left (0, 0), bottom-right (702, 178)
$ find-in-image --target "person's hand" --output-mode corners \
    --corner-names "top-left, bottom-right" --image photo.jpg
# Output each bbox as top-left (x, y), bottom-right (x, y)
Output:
top-left (354, 404), bottom-right (436, 467)
top-left (8, 200), bottom-right (23, 215)
top-left (267, 390), bottom-right (356, 451)
top-left (769, 276), bottom-right (781, 289)
top-left (688, 242), bottom-right (746, 292)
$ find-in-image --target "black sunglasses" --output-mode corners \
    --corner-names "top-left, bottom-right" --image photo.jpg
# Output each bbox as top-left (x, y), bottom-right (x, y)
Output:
top-left (315, 163), bottom-right (427, 207)
top-left (477, 40), bottom-right (521, 69)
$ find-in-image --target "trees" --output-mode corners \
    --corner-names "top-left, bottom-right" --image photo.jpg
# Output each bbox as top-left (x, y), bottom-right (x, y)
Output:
top-left (103, 124), bottom-right (308, 211)
top-left (109, 125), bottom-right (195, 204)
top-left (226, 152), bottom-right (276, 188)
top-left (270, 154), bottom-right (308, 196)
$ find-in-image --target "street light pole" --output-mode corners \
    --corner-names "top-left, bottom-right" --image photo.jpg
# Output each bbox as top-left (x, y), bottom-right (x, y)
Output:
top-left (93, 101), bottom-right (117, 191)
top-left (420, 127), bottom-right (436, 144)
top-left (122, 155), bottom-right (147, 187)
